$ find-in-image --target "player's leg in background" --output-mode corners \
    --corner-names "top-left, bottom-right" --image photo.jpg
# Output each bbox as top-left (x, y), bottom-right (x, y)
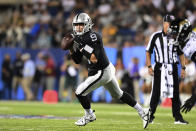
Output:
top-left (12, 76), bottom-right (18, 99)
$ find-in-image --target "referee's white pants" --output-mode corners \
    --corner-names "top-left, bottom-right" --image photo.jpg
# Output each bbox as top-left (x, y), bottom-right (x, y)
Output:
top-left (75, 63), bottom-right (123, 99)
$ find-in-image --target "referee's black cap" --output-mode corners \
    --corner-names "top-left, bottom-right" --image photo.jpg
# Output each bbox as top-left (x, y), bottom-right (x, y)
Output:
top-left (163, 14), bottom-right (175, 23)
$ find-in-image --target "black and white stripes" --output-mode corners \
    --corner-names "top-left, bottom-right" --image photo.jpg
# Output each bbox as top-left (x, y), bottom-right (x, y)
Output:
top-left (146, 30), bottom-right (182, 64)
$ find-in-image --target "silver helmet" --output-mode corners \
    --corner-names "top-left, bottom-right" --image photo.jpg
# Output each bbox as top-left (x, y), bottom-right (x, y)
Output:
top-left (72, 13), bottom-right (93, 35)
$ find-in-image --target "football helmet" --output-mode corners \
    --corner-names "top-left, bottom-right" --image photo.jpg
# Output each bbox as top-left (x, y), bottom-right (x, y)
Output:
top-left (72, 13), bottom-right (93, 35)
top-left (168, 19), bottom-right (180, 37)
top-left (178, 19), bottom-right (192, 44)
top-left (168, 19), bottom-right (192, 45)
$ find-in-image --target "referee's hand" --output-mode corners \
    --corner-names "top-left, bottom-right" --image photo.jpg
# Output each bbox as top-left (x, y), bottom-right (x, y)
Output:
top-left (148, 67), bottom-right (154, 76)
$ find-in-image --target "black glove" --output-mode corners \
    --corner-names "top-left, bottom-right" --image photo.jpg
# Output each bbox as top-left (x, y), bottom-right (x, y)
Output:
top-left (181, 95), bottom-right (196, 113)
top-left (74, 35), bottom-right (84, 50)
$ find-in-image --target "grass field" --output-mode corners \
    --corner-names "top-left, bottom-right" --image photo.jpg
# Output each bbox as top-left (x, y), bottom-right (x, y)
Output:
top-left (0, 101), bottom-right (196, 131)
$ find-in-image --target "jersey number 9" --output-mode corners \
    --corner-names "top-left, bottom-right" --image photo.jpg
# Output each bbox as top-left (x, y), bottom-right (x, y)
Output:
top-left (90, 33), bottom-right (97, 41)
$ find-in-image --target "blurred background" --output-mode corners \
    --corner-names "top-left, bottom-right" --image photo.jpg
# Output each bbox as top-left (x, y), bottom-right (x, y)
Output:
top-left (0, 0), bottom-right (195, 106)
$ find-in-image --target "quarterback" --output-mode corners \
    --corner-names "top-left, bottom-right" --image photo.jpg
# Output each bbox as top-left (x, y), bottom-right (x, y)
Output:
top-left (65, 13), bottom-right (149, 128)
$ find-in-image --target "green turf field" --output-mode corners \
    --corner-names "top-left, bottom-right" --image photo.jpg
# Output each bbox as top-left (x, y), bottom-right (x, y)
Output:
top-left (0, 101), bottom-right (195, 131)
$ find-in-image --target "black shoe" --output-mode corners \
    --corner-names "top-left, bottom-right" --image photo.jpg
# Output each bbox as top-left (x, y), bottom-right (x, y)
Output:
top-left (174, 118), bottom-right (189, 124)
top-left (149, 109), bottom-right (154, 124)
top-left (149, 115), bottom-right (154, 124)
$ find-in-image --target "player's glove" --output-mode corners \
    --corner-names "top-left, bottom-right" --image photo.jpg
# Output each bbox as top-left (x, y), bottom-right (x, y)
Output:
top-left (181, 95), bottom-right (196, 113)
top-left (73, 35), bottom-right (84, 50)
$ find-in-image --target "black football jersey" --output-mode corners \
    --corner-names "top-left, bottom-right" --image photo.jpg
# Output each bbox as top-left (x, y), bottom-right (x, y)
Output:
top-left (71, 30), bottom-right (110, 76)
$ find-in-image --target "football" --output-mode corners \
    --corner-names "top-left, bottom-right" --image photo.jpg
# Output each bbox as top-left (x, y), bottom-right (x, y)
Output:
top-left (61, 34), bottom-right (74, 50)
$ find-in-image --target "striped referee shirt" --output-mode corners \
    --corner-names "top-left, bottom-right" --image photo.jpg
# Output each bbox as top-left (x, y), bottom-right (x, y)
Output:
top-left (146, 30), bottom-right (183, 64)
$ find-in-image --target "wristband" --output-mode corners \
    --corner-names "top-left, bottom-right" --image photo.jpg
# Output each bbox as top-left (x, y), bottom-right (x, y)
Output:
top-left (148, 65), bottom-right (152, 68)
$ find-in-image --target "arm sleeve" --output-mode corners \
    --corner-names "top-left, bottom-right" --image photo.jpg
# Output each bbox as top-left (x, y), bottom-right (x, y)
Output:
top-left (146, 33), bottom-right (156, 54)
top-left (81, 44), bottom-right (94, 59)
top-left (70, 49), bottom-right (83, 64)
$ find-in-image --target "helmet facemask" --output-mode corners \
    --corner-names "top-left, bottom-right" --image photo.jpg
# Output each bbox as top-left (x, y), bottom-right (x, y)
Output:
top-left (73, 23), bottom-right (85, 36)
top-left (167, 24), bottom-right (179, 45)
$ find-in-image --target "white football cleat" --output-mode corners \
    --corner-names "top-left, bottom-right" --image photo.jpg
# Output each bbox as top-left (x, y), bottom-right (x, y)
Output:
top-left (75, 111), bottom-right (96, 126)
top-left (139, 109), bottom-right (149, 129)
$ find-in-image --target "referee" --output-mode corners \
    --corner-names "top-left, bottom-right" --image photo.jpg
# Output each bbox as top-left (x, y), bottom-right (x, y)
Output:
top-left (146, 14), bottom-right (188, 124)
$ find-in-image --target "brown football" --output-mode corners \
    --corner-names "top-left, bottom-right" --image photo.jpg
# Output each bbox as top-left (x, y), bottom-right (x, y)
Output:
top-left (61, 34), bottom-right (74, 50)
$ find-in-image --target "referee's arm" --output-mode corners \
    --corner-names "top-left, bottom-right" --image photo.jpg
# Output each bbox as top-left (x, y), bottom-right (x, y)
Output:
top-left (146, 51), bottom-right (154, 76)
top-left (146, 33), bottom-right (156, 76)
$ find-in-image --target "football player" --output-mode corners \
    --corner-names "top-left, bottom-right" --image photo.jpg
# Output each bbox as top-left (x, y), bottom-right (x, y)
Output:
top-left (168, 19), bottom-right (196, 113)
top-left (68, 13), bottom-right (149, 128)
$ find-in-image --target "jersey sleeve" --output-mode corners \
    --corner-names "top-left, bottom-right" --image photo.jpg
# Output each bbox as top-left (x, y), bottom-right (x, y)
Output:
top-left (177, 45), bottom-right (184, 56)
top-left (71, 49), bottom-right (83, 64)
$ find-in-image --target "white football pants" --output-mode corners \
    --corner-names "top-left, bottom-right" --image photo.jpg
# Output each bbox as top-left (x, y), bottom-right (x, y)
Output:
top-left (75, 63), bottom-right (123, 99)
